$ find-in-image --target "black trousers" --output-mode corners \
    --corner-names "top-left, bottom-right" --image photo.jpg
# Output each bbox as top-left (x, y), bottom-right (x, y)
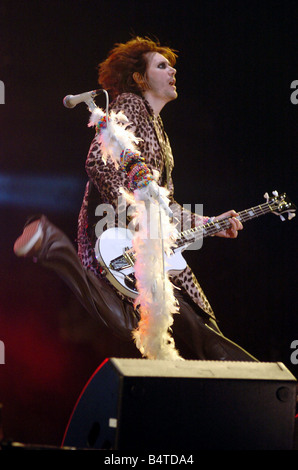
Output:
top-left (35, 216), bottom-right (257, 361)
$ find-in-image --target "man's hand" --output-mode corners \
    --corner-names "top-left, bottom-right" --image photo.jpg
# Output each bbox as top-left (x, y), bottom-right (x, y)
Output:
top-left (214, 210), bottom-right (243, 238)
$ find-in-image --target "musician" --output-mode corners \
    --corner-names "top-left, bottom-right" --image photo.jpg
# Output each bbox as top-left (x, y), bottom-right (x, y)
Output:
top-left (14, 36), bottom-right (256, 361)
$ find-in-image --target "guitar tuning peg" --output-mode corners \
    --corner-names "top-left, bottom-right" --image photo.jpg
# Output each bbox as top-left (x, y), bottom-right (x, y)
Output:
top-left (288, 212), bottom-right (296, 220)
top-left (264, 192), bottom-right (269, 201)
top-left (272, 190), bottom-right (279, 197)
top-left (280, 215), bottom-right (285, 221)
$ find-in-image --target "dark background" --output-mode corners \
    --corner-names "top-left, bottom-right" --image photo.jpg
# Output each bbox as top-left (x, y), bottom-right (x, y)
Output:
top-left (0, 0), bottom-right (297, 447)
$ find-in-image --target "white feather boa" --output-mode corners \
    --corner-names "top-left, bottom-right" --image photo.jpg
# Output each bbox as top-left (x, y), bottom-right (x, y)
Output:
top-left (88, 107), bottom-right (141, 167)
top-left (131, 187), bottom-right (182, 360)
top-left (89, 107), bottom-right (183, 360)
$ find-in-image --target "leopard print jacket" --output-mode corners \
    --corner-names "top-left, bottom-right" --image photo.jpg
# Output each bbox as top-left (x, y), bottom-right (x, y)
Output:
top-left (77, 93), bottom-right (215, 319)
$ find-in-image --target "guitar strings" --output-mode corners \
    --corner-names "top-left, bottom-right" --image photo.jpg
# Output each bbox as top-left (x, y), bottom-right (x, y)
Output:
top-left (177, 201), bottom-right (275, 244)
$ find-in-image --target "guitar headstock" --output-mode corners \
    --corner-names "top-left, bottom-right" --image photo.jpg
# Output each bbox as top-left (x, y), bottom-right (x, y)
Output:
top-left (264, 191), bottom-right (296, 221)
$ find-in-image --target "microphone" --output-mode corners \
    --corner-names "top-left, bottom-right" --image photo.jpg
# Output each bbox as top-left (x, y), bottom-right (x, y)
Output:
top-left (63, 89), bottom-right (102, 108)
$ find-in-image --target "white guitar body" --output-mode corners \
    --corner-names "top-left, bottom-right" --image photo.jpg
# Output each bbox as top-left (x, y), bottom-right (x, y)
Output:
top-left (95, 227), bottom-right (187, 299)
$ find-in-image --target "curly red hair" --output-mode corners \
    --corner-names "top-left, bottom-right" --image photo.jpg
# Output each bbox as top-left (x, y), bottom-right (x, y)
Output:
top-left (98, 36), bottom-right (178, 100)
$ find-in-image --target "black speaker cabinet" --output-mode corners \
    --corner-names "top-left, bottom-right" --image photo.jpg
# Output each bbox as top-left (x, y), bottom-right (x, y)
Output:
top-left (62, 358), bottom-right (296, 451)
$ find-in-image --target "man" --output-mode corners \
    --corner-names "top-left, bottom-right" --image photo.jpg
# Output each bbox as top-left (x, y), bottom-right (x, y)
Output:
top-left (14, 37), bottom-right (256, 361)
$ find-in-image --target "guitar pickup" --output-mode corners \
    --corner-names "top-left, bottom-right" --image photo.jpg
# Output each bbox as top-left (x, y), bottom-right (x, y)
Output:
top-left (123, 247), bottom-right (136, 266)
top-left (109, 247), bottom-right (136, 271)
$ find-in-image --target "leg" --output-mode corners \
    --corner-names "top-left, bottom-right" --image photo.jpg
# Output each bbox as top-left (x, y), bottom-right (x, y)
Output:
top-left (14, 215), bottom-right (139, 341)
top-left (172, 289), bottom-right (257, 361)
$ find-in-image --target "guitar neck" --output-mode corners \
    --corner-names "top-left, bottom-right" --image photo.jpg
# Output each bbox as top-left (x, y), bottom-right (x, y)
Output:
top-left (176, 201), bottom-right (274, 247)
top-left (206, 201), bottom-right (274, 237)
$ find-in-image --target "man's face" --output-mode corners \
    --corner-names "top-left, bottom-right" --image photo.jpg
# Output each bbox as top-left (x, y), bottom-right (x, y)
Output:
top-left (144, 52), bottom-right (177, 105)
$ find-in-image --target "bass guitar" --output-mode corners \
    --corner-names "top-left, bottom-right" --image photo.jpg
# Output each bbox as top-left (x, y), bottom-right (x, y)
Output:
top-left (94, 191), bottom-right (296, 298)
